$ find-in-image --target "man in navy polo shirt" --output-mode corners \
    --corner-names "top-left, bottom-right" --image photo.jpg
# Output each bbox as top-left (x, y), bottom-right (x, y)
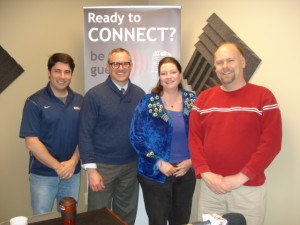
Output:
top-left (19, 53), bottom-right (82, 215)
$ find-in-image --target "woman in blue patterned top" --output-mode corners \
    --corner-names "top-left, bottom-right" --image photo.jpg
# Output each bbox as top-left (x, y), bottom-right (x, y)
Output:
top-left (130, 57), bottom-right (196, 225)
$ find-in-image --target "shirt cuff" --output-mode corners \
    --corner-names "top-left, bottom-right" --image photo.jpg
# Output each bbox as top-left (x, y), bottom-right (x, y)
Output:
top-left (81, 163), bottom-right (97, 170)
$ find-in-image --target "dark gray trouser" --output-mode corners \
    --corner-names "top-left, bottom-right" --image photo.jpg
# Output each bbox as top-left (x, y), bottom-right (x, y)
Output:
top-left (88, 161), bottom-right (139, 225)
top-left (138, 168), bottom-right (196, 225)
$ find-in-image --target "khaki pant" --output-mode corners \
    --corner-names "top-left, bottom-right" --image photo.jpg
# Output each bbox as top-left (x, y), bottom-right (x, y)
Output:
top-left (198, 179), bottom-right (266, 225)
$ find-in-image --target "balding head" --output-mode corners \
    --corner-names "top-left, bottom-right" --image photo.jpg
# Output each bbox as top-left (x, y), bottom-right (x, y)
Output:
top-left (214, 42), bottom-right (246, 91)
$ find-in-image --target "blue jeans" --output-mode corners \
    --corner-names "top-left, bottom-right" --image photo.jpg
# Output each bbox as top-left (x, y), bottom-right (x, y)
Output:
top-left (138, 168), bottom-right (196, 225)
top-left (29, 172), bottom-right (80, 215)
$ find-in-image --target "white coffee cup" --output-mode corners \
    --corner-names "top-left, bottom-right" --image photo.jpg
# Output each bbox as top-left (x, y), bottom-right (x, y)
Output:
top-left (9, 216), bottom-right (28, 225)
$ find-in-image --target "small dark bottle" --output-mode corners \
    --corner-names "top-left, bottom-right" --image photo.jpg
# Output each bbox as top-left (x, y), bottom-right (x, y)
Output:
top-left (59, 197), bottom-right (77, 225)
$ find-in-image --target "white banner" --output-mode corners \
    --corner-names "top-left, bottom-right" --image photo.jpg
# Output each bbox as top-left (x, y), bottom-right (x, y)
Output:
top-left (83, 6), bottom-right (181, 93)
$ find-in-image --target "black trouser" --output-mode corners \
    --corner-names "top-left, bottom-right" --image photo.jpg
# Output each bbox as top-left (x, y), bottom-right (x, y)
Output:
top-left (138, 168), bottom-right (196, 225)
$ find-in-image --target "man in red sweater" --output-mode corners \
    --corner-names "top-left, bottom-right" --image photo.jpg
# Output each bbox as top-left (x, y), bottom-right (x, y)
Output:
top-left (189, 42), bottom-right (282, 225)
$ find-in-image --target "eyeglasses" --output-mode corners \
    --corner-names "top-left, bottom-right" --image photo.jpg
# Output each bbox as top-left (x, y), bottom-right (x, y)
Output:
top-left (109, 62), bottom-right (131, 69)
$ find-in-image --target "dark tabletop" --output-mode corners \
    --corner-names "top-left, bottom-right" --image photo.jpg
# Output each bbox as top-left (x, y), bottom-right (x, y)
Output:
top-left (29, 208), bottom-right (127, 225)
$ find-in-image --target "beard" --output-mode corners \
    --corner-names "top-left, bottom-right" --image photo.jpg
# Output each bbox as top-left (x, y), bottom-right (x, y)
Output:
top-left (219, 74), bottom-right (235, 85)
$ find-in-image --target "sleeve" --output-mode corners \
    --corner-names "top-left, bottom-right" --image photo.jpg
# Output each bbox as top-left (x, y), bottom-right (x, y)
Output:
top-left (241, 90), bottom-right (282, 180)
top-left (188, 97), bottom-right (211, 178)
top-left (129, 96), bottom-right (161, 168)
top-left (19, 98), bottom-right (41, 138)
top-left (78, 91), bottom-right (98, 164)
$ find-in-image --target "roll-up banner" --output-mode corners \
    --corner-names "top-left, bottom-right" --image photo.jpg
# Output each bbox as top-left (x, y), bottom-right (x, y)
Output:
top-left (83, 6), bottom-right (180, 224)
top-left (83, 6), bottom-right (181, 93)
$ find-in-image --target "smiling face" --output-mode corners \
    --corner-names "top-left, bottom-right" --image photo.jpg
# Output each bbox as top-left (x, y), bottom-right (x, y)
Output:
top-left (107, 51), bottom-right (132, 86)
top-left (214, 43), bottom-right (246, 91)
top-left (159, 62), bottom-right (182, 91)
top-left (48, 62), bottom-right (72, 97)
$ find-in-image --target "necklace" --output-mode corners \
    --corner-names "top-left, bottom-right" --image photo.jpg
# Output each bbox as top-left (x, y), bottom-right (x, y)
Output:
top-left (162, 92), bottom-right (182, 110)
top-left (168, 101), bottom-right (175, 108)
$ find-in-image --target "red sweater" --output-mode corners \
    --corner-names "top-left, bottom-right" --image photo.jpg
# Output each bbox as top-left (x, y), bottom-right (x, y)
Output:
top-left (189, 83), bottom-right (282, 186)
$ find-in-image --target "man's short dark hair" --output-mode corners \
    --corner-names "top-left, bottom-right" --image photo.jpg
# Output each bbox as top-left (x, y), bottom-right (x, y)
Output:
top-left (47, 53), bottom-right (75, 72)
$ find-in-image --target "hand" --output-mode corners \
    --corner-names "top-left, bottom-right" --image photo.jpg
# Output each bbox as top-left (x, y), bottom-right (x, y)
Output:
top-left (87, 168), bottom-right (105, 192)
top-left (201, 172), bottom-right (230, 194)
top-left (158, 160), bottom-right (177, 176)
top-left (173, 159), bottom-right (192, 177)
top-left (222, 173), bottom-right (249, 191)
top-left (56, 159), bottom-right (76, 179)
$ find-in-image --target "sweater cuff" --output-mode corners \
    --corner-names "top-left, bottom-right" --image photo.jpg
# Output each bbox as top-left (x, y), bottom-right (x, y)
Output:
top-left (194, 165), bottom-right (211, 178)
top-left (241, 167), bottom-right (256, 180)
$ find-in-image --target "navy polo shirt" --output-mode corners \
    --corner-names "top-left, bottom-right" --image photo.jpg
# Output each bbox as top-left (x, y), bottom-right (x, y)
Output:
top-left (19, 83), bottom-right (82, 176)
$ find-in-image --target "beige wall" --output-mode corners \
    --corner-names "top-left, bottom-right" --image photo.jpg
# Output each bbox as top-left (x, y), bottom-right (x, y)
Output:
top-left (0, 0), bottom-right (146, 221)
top-left (1, 0), bottom-right (299, 224)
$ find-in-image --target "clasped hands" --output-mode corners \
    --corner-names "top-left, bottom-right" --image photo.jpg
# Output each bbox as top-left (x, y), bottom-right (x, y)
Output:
top-left (158, 159), bottom-right (192, 177)
top-left (55, 160), bottom-right (76, 180)
top-left (201, 172), bottom-right (249, 194)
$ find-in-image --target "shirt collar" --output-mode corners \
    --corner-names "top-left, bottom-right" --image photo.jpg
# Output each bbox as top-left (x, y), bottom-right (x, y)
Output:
top-left (112, 80), bottom-right (129, 91)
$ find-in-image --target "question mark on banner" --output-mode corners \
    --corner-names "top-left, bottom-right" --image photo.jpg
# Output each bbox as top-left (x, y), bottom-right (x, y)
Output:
top-left (169, 27), bottom-right (176, 41)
